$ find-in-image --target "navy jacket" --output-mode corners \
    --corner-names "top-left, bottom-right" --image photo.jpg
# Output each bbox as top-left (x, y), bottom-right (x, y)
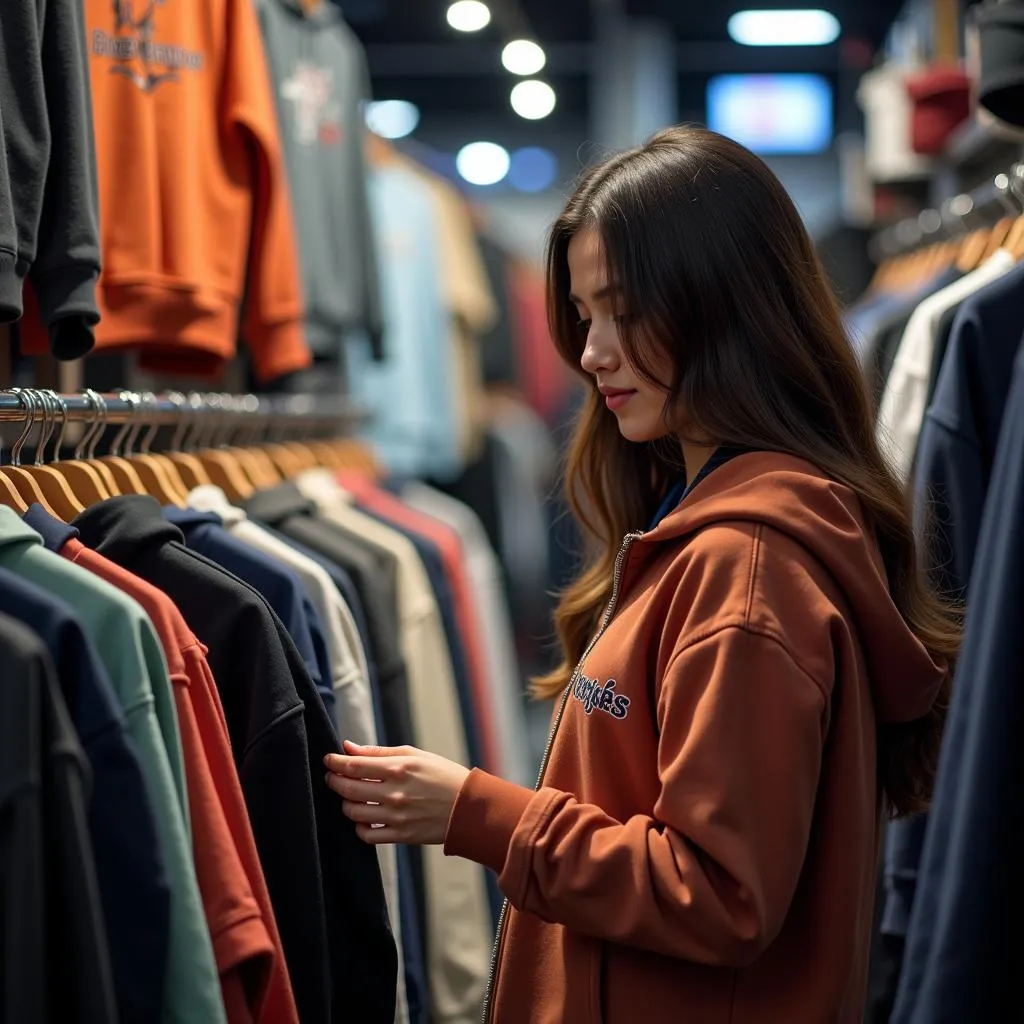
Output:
top-left (0, 565), bottom-right (169, 1024)
top-left (162, 505), bottom-right (337, 725)
top-left (893, 338), bottom-right (1024, 1022)
top-left (882, 265), bottom-right (1024, 939)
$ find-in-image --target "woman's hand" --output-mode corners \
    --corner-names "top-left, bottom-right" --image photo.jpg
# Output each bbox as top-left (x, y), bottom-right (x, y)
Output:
top-left (324, 741), bottom-right (470, 846)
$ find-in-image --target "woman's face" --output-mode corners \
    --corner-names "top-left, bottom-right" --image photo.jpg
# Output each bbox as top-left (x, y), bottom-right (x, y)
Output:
top-left (568, 228), bottom-right (673, 443)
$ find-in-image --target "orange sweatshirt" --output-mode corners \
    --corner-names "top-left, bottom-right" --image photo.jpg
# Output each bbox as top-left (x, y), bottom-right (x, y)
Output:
top-left (22, 0), bottom-right (311, 382)
top-left (445, 452), bottom-right (947, 1024)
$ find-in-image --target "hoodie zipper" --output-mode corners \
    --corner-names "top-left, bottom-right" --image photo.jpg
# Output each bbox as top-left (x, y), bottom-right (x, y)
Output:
top-left (481, 531), bottom-right (643, 1024)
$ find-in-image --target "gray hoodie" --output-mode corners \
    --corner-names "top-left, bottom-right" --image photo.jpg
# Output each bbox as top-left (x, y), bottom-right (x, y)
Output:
top-left (0, 0), bottom-right (101, 359)
top-left (254, 0), bottom-right (383, 359)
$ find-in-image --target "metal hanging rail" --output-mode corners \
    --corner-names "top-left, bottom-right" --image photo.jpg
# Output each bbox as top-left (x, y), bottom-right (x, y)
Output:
top-left (871, 161), bottom-right (1024, 261)
top-left (0, 389), bottom-right (367, 431)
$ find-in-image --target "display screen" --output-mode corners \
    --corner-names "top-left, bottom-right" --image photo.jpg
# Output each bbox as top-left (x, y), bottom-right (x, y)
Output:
top-left (706, 74), bottom-right (833, 154)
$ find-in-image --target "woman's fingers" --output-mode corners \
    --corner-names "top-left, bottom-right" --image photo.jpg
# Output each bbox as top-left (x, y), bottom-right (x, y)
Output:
top-left (342, 799), bottom-right (392, 825)
top-left (354, 823), bottom-right (400, 845)
top-left (324, 773), bottom-right (387, 803)
top-left (324, 752), bottom-right (409, 781)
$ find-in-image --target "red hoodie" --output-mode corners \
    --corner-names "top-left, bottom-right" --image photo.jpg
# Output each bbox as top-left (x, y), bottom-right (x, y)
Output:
top-left (444, 452), bottom-right (947, 1023)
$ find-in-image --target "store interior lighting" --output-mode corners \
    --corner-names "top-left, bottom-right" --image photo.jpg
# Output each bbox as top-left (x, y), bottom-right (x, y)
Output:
top-left (446, 1), bottom-right (492, 33)
top-left (364, 100), bottom-right (421, 139)
top-left (727, 9), bottom-right (840, 46)
top-left (456, 141), bottom-right (511, 185)
top-left (501, 39), bottom-right (547, 76)
top-left (510, 79), bottom-right (556, 120)
top-left (508, 147), bottom-right (558, 192)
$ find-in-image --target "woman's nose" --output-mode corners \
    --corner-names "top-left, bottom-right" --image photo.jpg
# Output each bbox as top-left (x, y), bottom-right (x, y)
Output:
top-left (580, 326), bottom-right (619, 376)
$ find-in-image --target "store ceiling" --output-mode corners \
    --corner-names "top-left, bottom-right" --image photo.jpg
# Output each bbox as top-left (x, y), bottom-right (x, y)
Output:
top-left (341, 0), bottom-right (906, 144)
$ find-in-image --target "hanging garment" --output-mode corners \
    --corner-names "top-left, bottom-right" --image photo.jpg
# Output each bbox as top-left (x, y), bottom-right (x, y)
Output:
top-left (0, 566), bottom-right (170, 1024)
top-left (243, 484), bottom-right (429, 1009)
top-left (0, 0), bottom-right (100, 358)
top-left (401, 482), bottom-right (531, 788)
top-left (19, 0), bottom-right (311, 382)
top-left (893, 341), bottom-right (1024, 1022)
top-left (22, 504), bottom-right (284, 1022)
top-left (162, 505), bottom-right (337, 724)
top-left (295, 469), bottom-right (493, 1024)
top-left (0, 611), bottom-right (117, 1024)
top-left (21, 504), bottom-right (302, 1023)
top-left (856, 64), bottom-right (933, 183)
top-left (0, 507), bottom-right (226, 1024)
top-left (880, 263), bottom-right (1024, 955)
top-left (976, 0), bottom-right (1024, 128)
top-left (346, 164), bottom-right (461, 478)
top-left (183, 484), bottom-right (408, 1024)
top-left (72, 496), bottom-right (397, 1024)
top-left (254, 0), bottom-right (383, 358)
top-left (185, 486), bottom-right (376, 746)
top-left (876, 249), bottom-right (1015, 481)
top-left (342, 473), bottom-right (499, 773)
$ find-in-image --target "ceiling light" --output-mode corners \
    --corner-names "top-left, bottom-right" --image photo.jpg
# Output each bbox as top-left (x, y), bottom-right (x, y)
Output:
top-left (727, 9), bottom-right (840, 46)
top-left (502, 39), bottom-right (547, 76)
top-left (509, 147), bottom-right (558, 193)
top-left (456, 142), bottom-right (510, 186)
top-left (510, 80), bottom-right (556, 120)
top-left (364, 100), bottom-right (420, 139)
top-left (446, 1), bottom-right (491, 32)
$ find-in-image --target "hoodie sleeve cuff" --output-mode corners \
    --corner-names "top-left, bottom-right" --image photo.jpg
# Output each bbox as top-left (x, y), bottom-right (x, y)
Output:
top-left (443, 768), bottom-right (535, 875)
top-left (247, 318), bottom-right (313, 384)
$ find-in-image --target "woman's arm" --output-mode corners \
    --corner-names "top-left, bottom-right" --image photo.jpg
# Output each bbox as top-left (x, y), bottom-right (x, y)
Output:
top-left (327, 624), bottom-right (829, 967)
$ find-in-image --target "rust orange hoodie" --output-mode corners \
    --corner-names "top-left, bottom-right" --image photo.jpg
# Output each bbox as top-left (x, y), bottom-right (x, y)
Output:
top-left (444, 452), bottom-right (947, 1024)
top-left (22, 0), bottom-right (312, 382)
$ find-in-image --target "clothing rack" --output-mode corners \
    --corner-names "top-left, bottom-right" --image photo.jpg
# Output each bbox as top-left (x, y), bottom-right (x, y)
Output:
top-left (0, 389), bottom-right (366, 433)
top-left (871, 161), bottom-right (1024, 260)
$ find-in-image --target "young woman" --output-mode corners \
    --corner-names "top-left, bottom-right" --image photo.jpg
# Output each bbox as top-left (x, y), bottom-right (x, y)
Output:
top-left (325, 126), bottom-right (958, 1023)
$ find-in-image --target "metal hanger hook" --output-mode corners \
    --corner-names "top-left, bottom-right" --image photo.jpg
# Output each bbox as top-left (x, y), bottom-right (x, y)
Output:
top-left (139, 392), bottom-right (160, 454)
top-left (107, 391), bottom-right (136, 457)
top-left (8, 388), bottom-right (36, 467)
top-left (122, 393), bottom-right (145, 457)
top-left (32, 390), bottom-right (57, 466)
top-left (51, 392), bottom-right (71, 462)
top-left (75, 390), bottom-right (100, 460)
top-left (86, 390), bottom-right (110, 460)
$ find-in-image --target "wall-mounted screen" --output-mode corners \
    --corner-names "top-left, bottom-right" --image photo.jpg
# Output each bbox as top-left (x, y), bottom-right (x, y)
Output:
top-left (706, 74), bottom-right (834, 154)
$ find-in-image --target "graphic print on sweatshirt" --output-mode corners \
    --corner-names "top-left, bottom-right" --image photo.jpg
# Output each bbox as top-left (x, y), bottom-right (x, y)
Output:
top-left (571, 673), bottom-right (632, 720)
top-left (281, 63), bottom-right (343, 148)
top-left (92, 0), bottom-right (205, 92)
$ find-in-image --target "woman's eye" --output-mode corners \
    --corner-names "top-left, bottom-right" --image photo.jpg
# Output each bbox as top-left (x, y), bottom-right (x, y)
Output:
top-left (576, 318), bottom-right (592, 333)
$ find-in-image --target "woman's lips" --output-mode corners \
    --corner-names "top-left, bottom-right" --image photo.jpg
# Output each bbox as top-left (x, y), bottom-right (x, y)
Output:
top-left (603, 390), bottom-right (635, 411)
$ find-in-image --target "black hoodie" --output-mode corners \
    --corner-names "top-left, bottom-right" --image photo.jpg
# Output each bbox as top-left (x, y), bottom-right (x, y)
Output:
top-left (0, 0), bottom-right (101, 358)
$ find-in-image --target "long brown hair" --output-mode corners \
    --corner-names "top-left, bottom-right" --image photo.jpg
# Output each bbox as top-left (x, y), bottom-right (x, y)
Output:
top-left (534, 125), bottom-right (960, 817)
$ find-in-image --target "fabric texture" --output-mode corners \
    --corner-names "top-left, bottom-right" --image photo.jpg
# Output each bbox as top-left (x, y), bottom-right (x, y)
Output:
top-left (295, 469), bottom-right (493, 1024)
top-left (0, 611), bottom-right (117, 1024)
top-left (876, 250), bottom-right (1014, 481)
top-left (184, 483), bottom-right (408, 1024)
top-left (0, 561), bottom-right (170, 1024)
top-left (401, 482), bottom-right (531, 788)
top-left (254, 0), bottom-right (382, 357)
top-left (893, 340), bottom-right (1024, 1022)
top-left (73, 495), bottom-right (397, 1024)
top-left (444, 452), bottom-right (947, 1024)
top-left (0, 506), bottom-right (226, 1024)
top-left (19, 0), bottom-right (312, 381)
top-left (0, 0), bottom-right (100, 358)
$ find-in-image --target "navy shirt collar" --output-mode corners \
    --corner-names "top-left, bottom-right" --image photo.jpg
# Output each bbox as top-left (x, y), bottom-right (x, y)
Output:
top-left (22, 503), bottom-right (80, 552)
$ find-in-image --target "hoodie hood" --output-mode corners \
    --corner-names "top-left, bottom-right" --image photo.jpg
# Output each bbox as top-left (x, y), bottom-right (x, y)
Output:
top-left (645, 451), bottom-right (947, 724)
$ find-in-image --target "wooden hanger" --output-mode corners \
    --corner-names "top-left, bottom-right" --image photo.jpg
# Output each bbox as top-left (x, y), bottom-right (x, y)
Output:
top-left (49, 393), bottom-right (112, 507)
top-left (264, 441), bottom-right (308, 479)
top-left (955, 227), bottom-right (992, 273)
top-left (1, 391), bottom-right (61, 515)
top-left (162, 393), bottom-right (213, 491)
top-left (1006, 214), bottom-right (1024, 261)
top-left (17, 392), bottom-right (86, 519)
top-left (0, 469), bottom-right (29, 512)
top-left (97, 398), bottom-right (149, 496)
top-left (193, 395), bottom-right (255, 501)
top-left (981, 216), bottom-right (1014, 261)
top-left (126, 394), bottom-right (190, 505)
